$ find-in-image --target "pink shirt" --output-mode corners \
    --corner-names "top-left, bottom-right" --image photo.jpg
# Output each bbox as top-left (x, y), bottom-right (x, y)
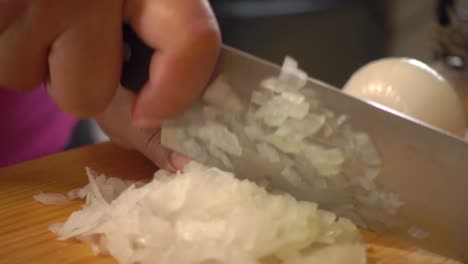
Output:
top-left (0, 84), bottom-right (77, 167)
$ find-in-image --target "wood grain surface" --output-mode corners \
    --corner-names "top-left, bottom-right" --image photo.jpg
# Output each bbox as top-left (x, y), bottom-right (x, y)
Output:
top-left (0, 143), bottom-right (461, 264)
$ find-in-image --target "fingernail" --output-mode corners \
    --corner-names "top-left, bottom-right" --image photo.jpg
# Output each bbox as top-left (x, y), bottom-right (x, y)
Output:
top-left (134, 116), bottom-right (163, 128)
top-left (171, 151), bottom-right (190, 170)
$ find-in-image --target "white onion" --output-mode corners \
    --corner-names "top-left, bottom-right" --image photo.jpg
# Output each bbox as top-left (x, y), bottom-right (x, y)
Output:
top-left (203, 75), bottom-right (244, 114)
top-left (33, 193), bottom-right (69, 206)
top-left (256, 142), bottom-right (280, 163)
top-left (196, 121), bottom-right (242, 157)
top-left (207, 144), bottom-right (234, 169)
top-left (302, 145), bottom-right (345, 177)
top-left (267, 134), bottom-right (304, 154)
top-left (261, 57), bottom-right (308, 93)
top-left (281, 166), bottom-right (303, 187)
top-left (67, 188), bottom-right (84, 200)
top-left (48, 223), bottom-right (64, 234)
top-left (278, 57), bottom-right (308, 91)
top-left (44, 162), bottom-right (365, 264)
top-left (182, 139), bottom-right (208, 163)
top-left (251, 90), bottom-right (271, 106)
top-left (256, 95), bottom-right (310, 126)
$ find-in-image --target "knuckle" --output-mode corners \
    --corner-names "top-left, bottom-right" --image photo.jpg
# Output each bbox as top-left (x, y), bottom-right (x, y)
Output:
top-left (144, 129), bottom-right (162, 153)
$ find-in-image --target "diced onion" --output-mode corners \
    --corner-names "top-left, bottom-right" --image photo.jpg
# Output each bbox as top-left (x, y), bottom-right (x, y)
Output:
top-left (33, 193), bottom-right (69, 206)
top-left (303, 145), bottom-right (345, 177)
top-left (256, 142), bottom-right (281, 163)
top-left (197, 121), bottom-right (242, 157)
top-left (161, 54), bottom-right (404, 232)
top-left (43, 162), bottom-right (365, 264)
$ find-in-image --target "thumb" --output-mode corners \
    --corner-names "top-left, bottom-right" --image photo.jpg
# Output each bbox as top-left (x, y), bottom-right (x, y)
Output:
top-left (124, 0), bottom-right (221, 127)
top-left (96, 86), bottom-right (190, 171)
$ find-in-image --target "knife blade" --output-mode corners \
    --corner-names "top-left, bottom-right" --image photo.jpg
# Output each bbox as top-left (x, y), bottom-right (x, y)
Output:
top-left (121, 25), bottom-right (468, 261)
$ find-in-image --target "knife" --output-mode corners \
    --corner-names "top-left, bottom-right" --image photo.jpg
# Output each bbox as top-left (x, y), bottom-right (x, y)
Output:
top-left (121, 24), bottom-right (468, 261)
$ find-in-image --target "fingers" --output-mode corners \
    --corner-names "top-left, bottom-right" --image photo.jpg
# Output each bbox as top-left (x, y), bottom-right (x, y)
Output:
top-left (96, 86), bottom-right (190, 172)
top-left (0, 1), bottom-right (124, 117)
top-left (125, 0), bottom-right (221, 127)
top-left (0, 1), bottom-right (27, 33)
top-left (0, 2), bottom-right (49, 90)
top-left (95, 87), bottom-right (139, 149)
top-left (1, 0), bottom-right (221, 121)
top-left (47, 1), bottom-right (123, 117)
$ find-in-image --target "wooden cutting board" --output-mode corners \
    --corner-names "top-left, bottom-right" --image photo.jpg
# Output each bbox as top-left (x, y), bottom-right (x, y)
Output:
top-left (0, 142), bottom-right (461, 264)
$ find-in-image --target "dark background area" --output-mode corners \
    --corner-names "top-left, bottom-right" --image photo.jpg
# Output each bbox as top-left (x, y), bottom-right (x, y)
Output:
top-left (210, 0), bottom-right (437, 87)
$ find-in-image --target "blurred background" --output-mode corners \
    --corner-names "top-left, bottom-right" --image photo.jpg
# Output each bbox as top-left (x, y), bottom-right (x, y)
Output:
top-left (212, 0), bottom-right (439, 87)
top-left (75, 0), bottom-right (461, 146)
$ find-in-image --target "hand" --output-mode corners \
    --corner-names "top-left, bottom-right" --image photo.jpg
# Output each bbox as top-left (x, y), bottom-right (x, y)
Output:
top-left (96, 86), bottom-right (189, 171)
top-left (0, 0), bottom-right (221, 126)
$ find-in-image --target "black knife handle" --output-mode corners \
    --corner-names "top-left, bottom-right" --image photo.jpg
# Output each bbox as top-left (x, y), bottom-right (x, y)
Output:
top-left (121, 24), bottom-right (154, 93)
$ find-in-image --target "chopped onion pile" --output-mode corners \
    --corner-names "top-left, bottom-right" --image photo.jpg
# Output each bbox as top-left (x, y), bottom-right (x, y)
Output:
top-left (162, 56), bottom-right (404, 228)
top-left (39, 162), bottom-right (366, 264)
